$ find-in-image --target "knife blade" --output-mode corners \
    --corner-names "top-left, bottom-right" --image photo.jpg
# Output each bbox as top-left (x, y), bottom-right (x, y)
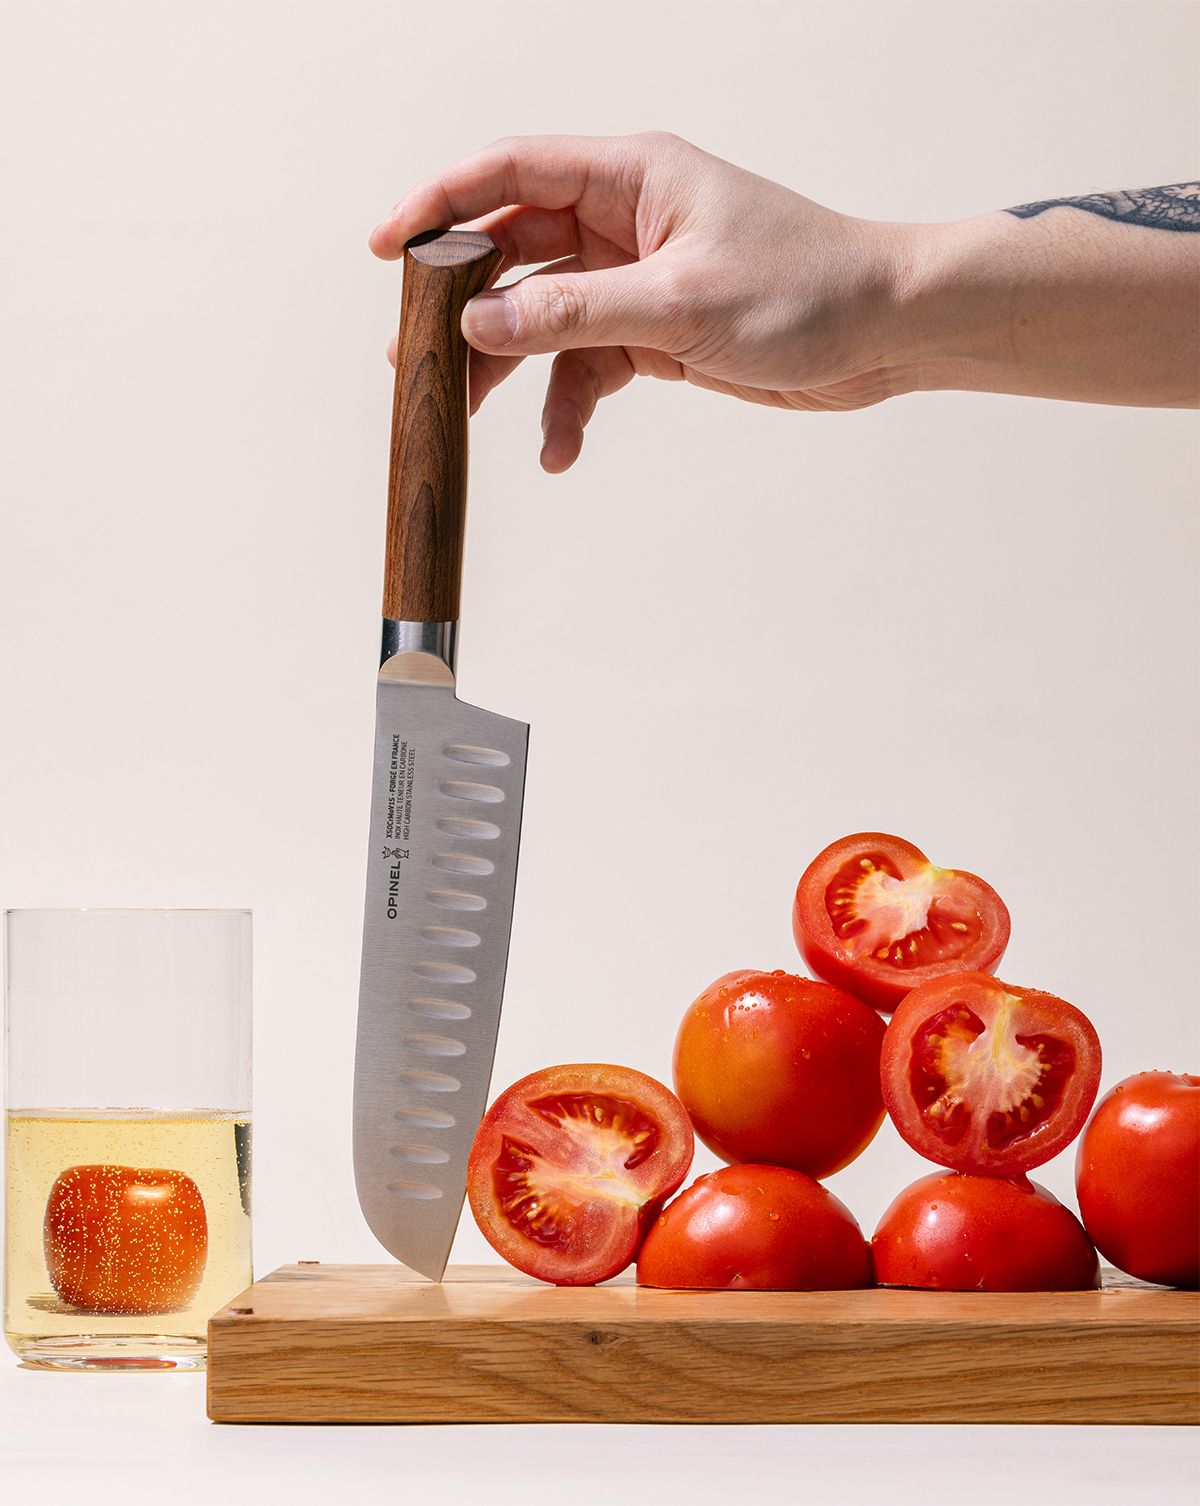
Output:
top-left (353, 229), bottom-right (527, 1281)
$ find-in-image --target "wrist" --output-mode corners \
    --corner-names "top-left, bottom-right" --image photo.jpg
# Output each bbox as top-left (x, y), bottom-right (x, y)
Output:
top-left (875, 217), bottom-right (1005, 395)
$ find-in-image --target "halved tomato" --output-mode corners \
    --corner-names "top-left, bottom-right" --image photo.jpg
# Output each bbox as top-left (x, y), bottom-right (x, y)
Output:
top-left (467, 1064), bottom-right (694, 1285)
top-left (637, 1164), bottom-right (872, 1291)
top-left (793, 833), bottom-right (1011, 1012)
top-left (881, 973), bottom-right (1102, 1174)
top-left (873, 1171), bottom-right (1100, 1291)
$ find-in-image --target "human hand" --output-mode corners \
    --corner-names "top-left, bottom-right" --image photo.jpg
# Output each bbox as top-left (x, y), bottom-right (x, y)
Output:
top-left (370, 133), bottom-right (910, 471)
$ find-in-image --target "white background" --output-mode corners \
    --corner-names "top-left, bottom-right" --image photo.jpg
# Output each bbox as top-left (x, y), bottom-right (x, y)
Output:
top-left (1, 0), bottom-right (1197, 1497)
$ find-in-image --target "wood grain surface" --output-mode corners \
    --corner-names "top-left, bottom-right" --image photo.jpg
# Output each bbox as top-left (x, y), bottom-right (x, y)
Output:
top-left (206, 1264), bottom-right (1200, 1425)
top-left (382, 230), bottom-right (502, 623)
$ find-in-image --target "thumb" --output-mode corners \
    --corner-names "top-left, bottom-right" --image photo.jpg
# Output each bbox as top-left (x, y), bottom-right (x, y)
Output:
top-left (461, 258), bottom-right (685, 356)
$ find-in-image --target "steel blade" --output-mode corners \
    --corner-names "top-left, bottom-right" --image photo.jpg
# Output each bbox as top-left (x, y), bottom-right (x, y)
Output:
top-left (353, 675), bottom-right (528, 1279)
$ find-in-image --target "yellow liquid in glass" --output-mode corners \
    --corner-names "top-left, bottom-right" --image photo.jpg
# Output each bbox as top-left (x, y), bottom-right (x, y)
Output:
top-left (4, 1109), bottom-right (251, 1368)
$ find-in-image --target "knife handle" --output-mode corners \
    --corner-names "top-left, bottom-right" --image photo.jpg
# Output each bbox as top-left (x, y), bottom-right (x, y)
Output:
top-left (383, 229), bottom-right (504, 624)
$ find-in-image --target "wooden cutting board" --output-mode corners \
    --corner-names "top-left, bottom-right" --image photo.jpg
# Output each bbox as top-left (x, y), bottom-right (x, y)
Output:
top-left (206, 1263), bottom-right (1198, 1425)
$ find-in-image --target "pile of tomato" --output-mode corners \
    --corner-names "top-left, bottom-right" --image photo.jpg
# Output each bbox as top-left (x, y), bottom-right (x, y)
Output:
top-left (468, 832), bottom-right (1199, 1291)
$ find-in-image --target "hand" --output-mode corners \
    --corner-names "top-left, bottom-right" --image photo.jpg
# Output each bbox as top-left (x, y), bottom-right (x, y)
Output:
top-left (370, 133), bottom-right (908, 471)
top-left (371, 135), bottom-right (1200, 468)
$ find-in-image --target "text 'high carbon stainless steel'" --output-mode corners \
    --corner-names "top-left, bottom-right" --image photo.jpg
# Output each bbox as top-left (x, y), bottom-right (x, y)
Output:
top-left (354, 231), bottom-right (528, 1280)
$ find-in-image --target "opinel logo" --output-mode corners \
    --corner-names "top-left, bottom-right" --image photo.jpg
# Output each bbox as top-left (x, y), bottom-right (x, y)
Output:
top-left (385, 865), bottom-right (402, 920)
top-left (382, 848), bottom-right (410, 919)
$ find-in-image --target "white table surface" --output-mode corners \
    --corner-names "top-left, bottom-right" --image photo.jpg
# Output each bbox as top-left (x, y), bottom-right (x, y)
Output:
top-left (2, 1358), bottom-right (1196, 1504)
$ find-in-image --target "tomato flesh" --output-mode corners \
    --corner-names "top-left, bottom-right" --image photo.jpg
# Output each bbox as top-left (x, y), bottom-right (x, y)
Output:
top-left (44, 1164), bottom-right (208, 1314)
top-left (492, 1094), bottom-right (661, 1248)
top-left (468, 1065), bottom-right (693, 1285)
top-left (794, 833), bottom-right (1010, 1012)
top-left (873, 1171), bottom-right (1099, 1291)
top-left (1076, 1071), bottom-right (1200, 1288)
top-left (824, 850), bottom-right (986, 971)
top-left (881, 973), bottom-right (1101, 1174)
top-left (637, 1164), bottom-right (871, 1291)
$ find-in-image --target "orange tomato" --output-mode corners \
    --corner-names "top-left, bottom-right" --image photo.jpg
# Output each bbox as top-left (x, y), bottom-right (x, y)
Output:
top-left (44, 1164), bottom-right (208, 1314)
top-left (673, 970), bottom-right (885, 1178)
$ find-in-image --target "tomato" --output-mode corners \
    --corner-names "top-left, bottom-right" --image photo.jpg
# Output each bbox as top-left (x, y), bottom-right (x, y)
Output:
top-left (43, 1164), bottom-right (208, 1314)
top-left (637, 1164), bottom-right (871, 1290)
top-left (1075, 1071), bottom-right (1200, 1288)
top-left (672, 970), bottom-right (884, 1178)
top-left (881, 972), bottom-right (1101, 1175)
top-left (793, 833), bottom-right (1011, 1012)
top-left (467, 1064), bottom-right (694, 1285)
top-left (873, 1171), bottom-right (1099, 1290)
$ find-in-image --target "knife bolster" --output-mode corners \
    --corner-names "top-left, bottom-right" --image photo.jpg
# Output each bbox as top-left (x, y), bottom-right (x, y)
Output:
top-left (380, 619), bottom-right (457, 680)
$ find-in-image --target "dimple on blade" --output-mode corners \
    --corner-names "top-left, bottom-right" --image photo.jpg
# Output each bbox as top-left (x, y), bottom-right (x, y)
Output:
top-left (353, 678), bottom-right (528, 1280)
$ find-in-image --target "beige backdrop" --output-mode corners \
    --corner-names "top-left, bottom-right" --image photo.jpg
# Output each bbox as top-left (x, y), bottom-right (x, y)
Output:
top-left (2, 0), bottom-right (1197, 1277)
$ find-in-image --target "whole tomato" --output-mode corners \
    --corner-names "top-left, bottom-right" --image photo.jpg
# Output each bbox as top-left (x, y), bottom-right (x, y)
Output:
top-left (673, 970), bottom-right (885, 1178)
top-left (873, 1171), bottom-right (1099, 1291)
top-left (1075, 1071), bottom-right (1199, 1288)
top-left (44, 1164), bottom-right (208, 1314)
top-left (637, 1164), bottom-right (872, 1290)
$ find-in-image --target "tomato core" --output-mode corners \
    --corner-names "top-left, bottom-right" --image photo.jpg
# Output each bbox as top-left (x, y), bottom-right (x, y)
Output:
top-left (909, 1000), bottom-right (1075, 1155)
top-left (824, 852), bottom-right (981, 972)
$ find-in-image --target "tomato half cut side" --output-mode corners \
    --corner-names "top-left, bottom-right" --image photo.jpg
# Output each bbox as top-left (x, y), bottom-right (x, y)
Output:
top-left (467, 1064), bottom-right (694, 1285)
top-left (881, 973), bottom-right (1101, 1175)
top-left (793, 833), bottom-right (1011, 1012)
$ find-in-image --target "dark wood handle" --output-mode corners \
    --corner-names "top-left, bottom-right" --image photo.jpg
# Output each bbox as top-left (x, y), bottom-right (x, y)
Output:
top-left (383, 230), bottom-right (503, 621)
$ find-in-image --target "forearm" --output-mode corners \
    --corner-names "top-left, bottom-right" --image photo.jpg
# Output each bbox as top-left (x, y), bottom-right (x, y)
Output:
top-left (882, 187), bottom-right (1200, 409)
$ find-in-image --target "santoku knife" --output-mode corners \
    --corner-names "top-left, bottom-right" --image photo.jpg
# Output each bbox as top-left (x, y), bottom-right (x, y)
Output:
top-left (353, 229), bottom-right (528, 1281)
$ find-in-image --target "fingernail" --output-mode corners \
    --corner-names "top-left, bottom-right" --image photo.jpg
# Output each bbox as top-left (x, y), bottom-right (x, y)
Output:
top-left (463, 292), bottom-right (516, 349)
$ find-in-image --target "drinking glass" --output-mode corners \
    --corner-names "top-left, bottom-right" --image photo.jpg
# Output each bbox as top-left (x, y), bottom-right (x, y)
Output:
top-left (4, 909), bottom-right (252, 1369)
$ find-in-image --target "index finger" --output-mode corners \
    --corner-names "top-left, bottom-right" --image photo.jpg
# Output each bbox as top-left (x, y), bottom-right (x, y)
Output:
top-left (369, 133), bottom-right (645, 259)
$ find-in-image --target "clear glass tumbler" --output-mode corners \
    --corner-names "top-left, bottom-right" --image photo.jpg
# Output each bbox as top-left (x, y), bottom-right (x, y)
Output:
top-left (4, 909), bottom-right (252, 1369)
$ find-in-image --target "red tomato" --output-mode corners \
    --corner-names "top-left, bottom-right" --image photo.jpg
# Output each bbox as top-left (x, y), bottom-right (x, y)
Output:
top-left (881, 972), bottom-right (1101, 1175)
top-left (467, 1064), bottom-right (693, 1285)
top-left (672, 970), bottom-right (885, 1178)
top-left (44, 1164), bottom-right (208, 1314)
top-left (873, 1171), bottom-right (1099, 1290)
top-left (637, 1164), bottom-right (871, 1290)
top-left (793, 833), bottom-right (1011, 1012)
top-left (1075, 1071), bottom-right (1200, 1288)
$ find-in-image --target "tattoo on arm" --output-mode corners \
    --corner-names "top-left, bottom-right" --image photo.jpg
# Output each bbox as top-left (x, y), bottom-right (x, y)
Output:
top-left (1006, 182), bottom-right (1200, 231)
